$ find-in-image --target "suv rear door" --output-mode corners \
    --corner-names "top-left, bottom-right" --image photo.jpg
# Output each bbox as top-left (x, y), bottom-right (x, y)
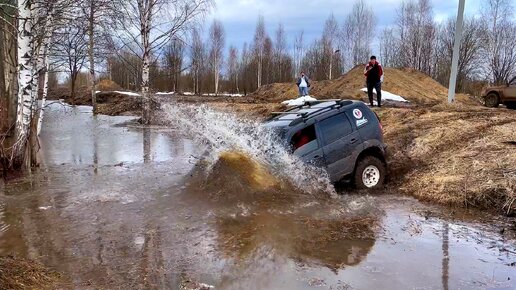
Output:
top-left (290, 124), bottom-right (325, 167)
top-left (317, 112), bottom-right (363, 181)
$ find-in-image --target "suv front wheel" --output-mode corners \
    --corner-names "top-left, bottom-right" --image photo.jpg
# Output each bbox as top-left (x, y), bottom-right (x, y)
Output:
top-left (354, 156), bottom-right (386, 189)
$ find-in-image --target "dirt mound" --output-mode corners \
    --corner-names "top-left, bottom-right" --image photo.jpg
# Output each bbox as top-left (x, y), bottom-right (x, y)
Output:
top-left (377, 105), bottom-right (516, 214)
top-left (251, 65), bottom-right (479, 106)
top-left (47, 87), bottom-right (142, 116)
top-left (97, 79), bottom-right (122, 91)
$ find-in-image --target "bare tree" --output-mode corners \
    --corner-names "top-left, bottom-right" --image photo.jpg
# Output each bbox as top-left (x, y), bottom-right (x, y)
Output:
top-left (164, 38), bottom-right (185, 92)
top-left (341, 0), bottom-right (376, 70)
top-left (392, 0), bottom-right (436, 73)
top-left (227, 45), bottom-right (239, 93)
top-left (379, 27), bottom-right (397, 67)
top-left (293, 30), bottom-right (304, 76)
top-left (252, 15), bottom-right (266, 88)
top-left (116, 0), bottom-right (212, 124)
top-left (322, 13), bottom-right (339, 79)
top-left (208, 19), bottom-right (224, 95)
top-left (190, 27), bottom-right (206, 95)
top-left (434, 17), bottom-right (483, 92)
top-left (53, 22), bottom-right (89, 104)
top-left (480, 0), bottom-right (516, 84)
top-left (83, 0), bottom-right (116, 114)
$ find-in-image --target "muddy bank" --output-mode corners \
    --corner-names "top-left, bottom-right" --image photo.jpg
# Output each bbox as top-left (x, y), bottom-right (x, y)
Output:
top-left (47, 86), bottom-right (142, 116)
top-left (0, 256), bottom-right (67, 290)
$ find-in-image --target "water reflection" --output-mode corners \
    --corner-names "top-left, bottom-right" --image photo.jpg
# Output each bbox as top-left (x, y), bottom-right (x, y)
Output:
top-left (143, 128), bottom-right (151, 163)
top-left (442, 222), bottom-right (449, 290)
top-left (39, 103), bottom-right (190, 166)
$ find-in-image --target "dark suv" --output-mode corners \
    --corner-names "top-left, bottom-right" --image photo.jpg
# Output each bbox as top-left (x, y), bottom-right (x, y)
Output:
top-left (265, 100), bottom-right (387, 189)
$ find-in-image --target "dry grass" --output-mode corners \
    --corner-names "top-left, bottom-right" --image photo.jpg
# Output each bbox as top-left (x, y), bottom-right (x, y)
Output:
top-left (0, 256), bottom-right (66, 290)
top-left (378, 105), bottom-right (516, 214)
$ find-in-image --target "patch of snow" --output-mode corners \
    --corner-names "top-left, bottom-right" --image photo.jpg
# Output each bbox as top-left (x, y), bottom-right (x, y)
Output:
top-left (360, 88), bottom-right (409, 102)
top-left (113, 91), bottom-right (141, 97)
top-left (202, 93), bottom-right (243, 97)
top-left (95, 90), bottom-right (141, 96)
top-left (156, 91), bottom-right (175, 95)
top-left (183, 92), bottom-right (195, 96)
top-left (281, 95), bottom-right (318, 106)
top-left (38, 206), bottom-right (52, 210)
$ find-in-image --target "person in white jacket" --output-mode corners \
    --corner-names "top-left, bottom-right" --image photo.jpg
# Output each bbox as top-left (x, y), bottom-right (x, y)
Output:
top-left (296, 72), bottom-right (311, 96)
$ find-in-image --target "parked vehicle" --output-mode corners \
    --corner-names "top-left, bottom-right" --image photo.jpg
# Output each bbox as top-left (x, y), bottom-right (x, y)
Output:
top-left (482, 76), bottom-right (516, 109)
top-left (264, 100), bottom-right (387, 189)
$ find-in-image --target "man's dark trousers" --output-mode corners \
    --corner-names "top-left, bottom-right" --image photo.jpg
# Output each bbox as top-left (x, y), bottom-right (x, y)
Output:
top-left (367, 81), bottom-right (382, 107)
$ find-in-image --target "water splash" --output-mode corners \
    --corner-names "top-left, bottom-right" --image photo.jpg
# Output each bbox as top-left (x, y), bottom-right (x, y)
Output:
top-left (161, 103), bottom-right (336, 196)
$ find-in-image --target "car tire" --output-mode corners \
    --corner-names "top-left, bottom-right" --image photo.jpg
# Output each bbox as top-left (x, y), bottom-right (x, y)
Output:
top-left (484, 93), bottom-right (500, 108)
top-left (354, 156), bottom-right (386, 189)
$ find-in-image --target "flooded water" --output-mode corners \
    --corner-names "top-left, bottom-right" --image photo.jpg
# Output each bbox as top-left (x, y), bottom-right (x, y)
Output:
top-left (1, 103), bottom-right (515, 289)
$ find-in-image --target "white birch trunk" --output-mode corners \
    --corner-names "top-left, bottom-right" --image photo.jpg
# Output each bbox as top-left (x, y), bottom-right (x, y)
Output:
top-left (140, 2), bottom-right (151, 124)
top-left (214, 58), bottom-right (219, 95)
top-left (34, 7), bottom-right (54, 136)
top-left (13, 0), bottom-right (36, 164)
top-left (88, 1), bottom-right (97, 114)
top-left (142, 54), bottom-right (150, 123)
top-left (37, 53), bottom-right (49, 136)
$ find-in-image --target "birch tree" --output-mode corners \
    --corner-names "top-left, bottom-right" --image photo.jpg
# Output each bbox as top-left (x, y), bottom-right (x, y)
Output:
top-left (227, 45), bottom-right (239, 93)
top-left (116, 0), bottom-right (212, 124)
top-left (190, 27), bottom-right (206, 95)
top-left (208, 19), bottom-right (224, 95)
top-left (341, 0), bottom-right (376, 70)
top-left (252, 15), bottom-right (266, 88)
top-left (12, 0), bottom-right (37, 167)
top-left (83, 0), bottom-right (115, 114)
top-left (293, 30), bottom-right (304, 76)
top-left (322, 13), bottom-right (339, 79)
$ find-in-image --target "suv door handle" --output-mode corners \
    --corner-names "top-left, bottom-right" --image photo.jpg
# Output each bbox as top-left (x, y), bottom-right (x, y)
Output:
top-left (350, 138), bottom-right (358, 144)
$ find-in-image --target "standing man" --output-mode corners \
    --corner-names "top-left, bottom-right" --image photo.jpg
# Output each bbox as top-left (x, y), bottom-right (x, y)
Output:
top-left (364, 56), bottom-right (383, 107)
top-left (296, 72), bottom-right (310, 96)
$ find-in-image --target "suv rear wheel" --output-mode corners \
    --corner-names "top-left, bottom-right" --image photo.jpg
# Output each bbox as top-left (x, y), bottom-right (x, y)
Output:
top-left (484, 93), bottom-right (500, 108)
top-left (354, 156), bottom-right (386, 189)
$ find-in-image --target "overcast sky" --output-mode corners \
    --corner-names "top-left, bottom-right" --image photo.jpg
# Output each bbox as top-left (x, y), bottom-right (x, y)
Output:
top-left (206, 0), bottom-right (485, 55)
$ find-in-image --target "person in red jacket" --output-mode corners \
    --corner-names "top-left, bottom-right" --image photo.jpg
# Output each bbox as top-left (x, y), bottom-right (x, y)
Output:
top-left (364, 55), bottom-right (384, 107)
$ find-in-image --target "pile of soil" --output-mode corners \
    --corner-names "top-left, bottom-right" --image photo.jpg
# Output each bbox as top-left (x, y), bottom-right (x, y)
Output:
top-left (47, 86), bottom-right (142, 116)
top-left (0, 256), bottom-right (67, 289)
top-left (251, 65), bottom-right (478, 106)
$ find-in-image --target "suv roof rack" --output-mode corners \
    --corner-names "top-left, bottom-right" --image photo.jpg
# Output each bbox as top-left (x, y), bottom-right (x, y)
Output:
top-left (270, 99), bottom-right (353, 126)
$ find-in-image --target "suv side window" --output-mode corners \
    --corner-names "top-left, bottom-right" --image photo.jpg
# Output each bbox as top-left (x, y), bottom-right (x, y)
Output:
top-left (318, 113), bottom-right (353, 145)
top-left (291, 125), bottom-right (318, 156)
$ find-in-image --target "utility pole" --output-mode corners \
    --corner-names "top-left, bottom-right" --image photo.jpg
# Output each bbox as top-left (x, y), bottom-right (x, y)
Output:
top-left (447, 0), bottom-right (466, 103)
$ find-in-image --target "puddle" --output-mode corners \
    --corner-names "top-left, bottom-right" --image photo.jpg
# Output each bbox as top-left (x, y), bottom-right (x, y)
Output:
top-left (0, 103), bottom-right (515, 289)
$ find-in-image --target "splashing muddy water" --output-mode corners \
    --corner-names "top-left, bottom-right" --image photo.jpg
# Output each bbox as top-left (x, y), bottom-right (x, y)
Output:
top-left (161, 103), bottom-right (336, 196)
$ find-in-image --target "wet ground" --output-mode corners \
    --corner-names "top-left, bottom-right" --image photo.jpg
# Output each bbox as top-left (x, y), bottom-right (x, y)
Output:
top-left (1, 103), bottom-right (515, 290)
